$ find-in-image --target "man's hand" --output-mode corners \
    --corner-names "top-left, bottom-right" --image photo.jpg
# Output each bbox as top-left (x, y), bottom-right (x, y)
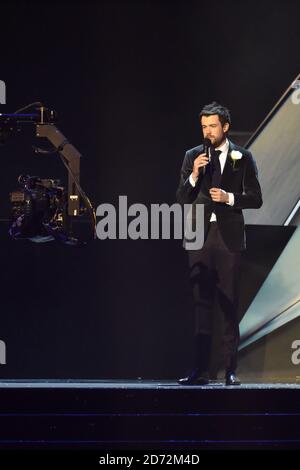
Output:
top-left (192, 153), bottom-right (209, 182)
top-left (209, 187), bottom-right (229, 203)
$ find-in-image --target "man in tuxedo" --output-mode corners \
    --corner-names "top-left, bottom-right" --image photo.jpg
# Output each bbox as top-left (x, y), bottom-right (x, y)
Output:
top-left (176, 102), bottom-right (262, 386)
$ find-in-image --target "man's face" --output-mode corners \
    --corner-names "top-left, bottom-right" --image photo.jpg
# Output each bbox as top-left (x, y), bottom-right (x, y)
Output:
top-left (200, 114), bottom-right (229, 147)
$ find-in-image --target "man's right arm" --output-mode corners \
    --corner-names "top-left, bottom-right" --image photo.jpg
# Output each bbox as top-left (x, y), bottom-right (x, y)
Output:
top-left (176, 149), bottom-right (208, 204)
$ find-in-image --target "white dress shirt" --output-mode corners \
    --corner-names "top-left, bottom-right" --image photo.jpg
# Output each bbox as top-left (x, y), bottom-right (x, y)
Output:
top-left (189, 138), bottom-right (234, 221)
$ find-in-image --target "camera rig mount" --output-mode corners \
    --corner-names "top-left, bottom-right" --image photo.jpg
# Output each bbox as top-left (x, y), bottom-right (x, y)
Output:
top-left (0, 102), bottom-right (96, 245)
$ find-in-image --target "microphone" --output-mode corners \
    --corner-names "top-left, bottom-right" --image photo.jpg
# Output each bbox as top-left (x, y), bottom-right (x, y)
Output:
top-left (202, 138), bottom-right (212, 174)
top-left (203, 137), bottom-right (212, 157)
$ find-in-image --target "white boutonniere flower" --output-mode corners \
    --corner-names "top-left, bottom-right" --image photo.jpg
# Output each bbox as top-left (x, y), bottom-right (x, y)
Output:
top-left (230, 150), bottom-right (243, 169)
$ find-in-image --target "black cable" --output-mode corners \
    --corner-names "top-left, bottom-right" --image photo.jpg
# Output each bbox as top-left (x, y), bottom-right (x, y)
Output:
top-left (13, 102), bottom-right (43, 114)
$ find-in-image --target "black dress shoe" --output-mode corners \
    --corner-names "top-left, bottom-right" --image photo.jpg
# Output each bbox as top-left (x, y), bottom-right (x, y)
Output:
top-left (225, 372), bottom-right (241, 386)
top-left (178, 370), bottom-right (209, 385)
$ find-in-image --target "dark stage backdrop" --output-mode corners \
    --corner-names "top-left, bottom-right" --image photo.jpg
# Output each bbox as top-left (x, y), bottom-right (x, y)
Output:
top-left (0, 0), bottom-right (299, 379)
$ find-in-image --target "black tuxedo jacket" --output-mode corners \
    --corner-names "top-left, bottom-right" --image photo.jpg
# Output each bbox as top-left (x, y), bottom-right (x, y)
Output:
top-left (176, 139), bottom-right (263, 251)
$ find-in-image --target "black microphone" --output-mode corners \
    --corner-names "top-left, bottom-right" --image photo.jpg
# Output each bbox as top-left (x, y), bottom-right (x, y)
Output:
top-left (203, 137), bottom-right (212, 156)
top-left (202, 138), bottom-right (212, 174)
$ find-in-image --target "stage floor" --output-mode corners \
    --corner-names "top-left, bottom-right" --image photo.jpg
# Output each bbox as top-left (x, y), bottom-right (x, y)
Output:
top-left (0, 379), bottom-right (299, 449)
top-left (0, 379), bottom-right (300, 389)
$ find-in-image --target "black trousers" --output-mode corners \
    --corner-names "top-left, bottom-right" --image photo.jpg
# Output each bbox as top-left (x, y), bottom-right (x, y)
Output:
top-left (188, 222), bottom-right (241, 373)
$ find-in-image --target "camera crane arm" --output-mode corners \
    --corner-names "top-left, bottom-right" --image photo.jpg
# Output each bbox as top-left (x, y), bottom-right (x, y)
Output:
top-left (0, 104), bottom-right (81, 217)
top-left (0, 103), bottom-right (96, 244)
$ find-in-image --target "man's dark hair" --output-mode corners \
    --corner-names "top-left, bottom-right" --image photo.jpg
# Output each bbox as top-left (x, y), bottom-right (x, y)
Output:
top-left (199, 101), bottom-right (231, 126)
